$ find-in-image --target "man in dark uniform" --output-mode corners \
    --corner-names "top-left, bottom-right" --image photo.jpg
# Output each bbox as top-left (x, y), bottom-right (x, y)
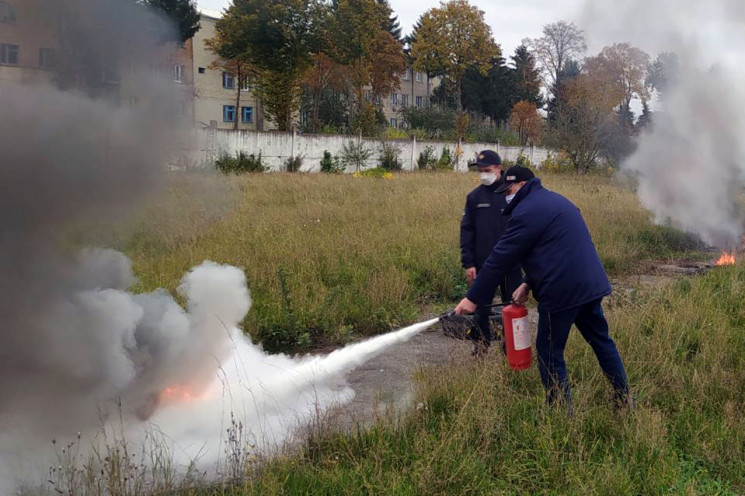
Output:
top-left (460, 150), bottom-right (523, 356)
top-left (455, 166), bottom-right (630, 409)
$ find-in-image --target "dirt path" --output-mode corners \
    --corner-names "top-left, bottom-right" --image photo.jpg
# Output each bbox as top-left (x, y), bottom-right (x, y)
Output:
top-left (327, 326), bottom-right (470, 428)
top-left (328, 259), bottom-right (717, 430)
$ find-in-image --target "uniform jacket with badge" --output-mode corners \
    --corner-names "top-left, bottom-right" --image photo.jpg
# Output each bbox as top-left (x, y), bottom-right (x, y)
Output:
top-left (466, 178), bottom-right (612, 313)
top-left (460, 179), bottom-right (511, 269)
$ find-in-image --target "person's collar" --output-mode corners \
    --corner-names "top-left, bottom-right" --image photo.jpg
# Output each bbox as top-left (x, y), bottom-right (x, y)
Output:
top-left (488, 175), bottom-right (505, 192)
top-left (502, 178), bottom-right (541, 214)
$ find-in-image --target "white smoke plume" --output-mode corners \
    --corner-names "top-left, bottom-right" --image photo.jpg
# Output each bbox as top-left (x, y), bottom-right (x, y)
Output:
top-left (0, 2), bottom-right (440, 492)
top-left (580, 0), bottom-right (745, 247)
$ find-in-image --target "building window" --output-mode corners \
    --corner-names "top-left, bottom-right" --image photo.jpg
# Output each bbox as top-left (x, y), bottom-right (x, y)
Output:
top-left (39, 48), bottom-right (55, 69)
top-left (198, 67), bottom-right (205, 74)
top-left (416, 96), bottom-right (423, 108)
top-left (401, 94), bottom-right (409, 107)
top-left (223, 105), bottom-right (236, 122)
top-left (1, 44), bottom-right (19, 65)
top-left (222, 72), bottom-right (235, 89)
top-left (390, 118), bottom-right (398, 129)
top-left (0, 2), bottom-right (16, 24)
top-left (241, 79), bottom-right (251, 91)
top-left (173, 64), bottom-right (185, 83)
top-left (391, 93), bottom-right (398, 106)
top-left (241, 106), bottom-right (253, 123)
top-left (363, 90), bottom-right (372, 102)
top-left (415, 72), bottom-right (423, 83)
top-left (402, 69), bottom-right (410, 81)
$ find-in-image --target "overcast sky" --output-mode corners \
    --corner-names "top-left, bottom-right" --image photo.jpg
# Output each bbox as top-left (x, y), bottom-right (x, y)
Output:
top-left (196, 0), bottom-right (584, 57)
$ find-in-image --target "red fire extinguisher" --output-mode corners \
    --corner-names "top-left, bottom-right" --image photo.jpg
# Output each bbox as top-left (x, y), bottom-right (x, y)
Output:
top-left (502, 304), bottom-right (532, 370)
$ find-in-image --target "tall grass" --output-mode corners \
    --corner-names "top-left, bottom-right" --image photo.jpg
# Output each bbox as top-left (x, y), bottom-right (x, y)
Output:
top-left (107, 172), bottom-right (700, 352)
top-left (210, 263), bottom-right (745, 495)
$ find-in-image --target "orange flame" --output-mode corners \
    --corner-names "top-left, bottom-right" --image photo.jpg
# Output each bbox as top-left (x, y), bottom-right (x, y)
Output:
top-left (160, 385), bottom-right (211, 404)
top-left (716, 252), bottom-right (736, 266)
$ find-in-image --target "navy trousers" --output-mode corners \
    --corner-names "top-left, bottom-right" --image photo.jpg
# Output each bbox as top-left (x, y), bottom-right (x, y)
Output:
top-left (536, 298), bottom-right (628, 406)
top-left (471, 268), bottom-right (523, 346)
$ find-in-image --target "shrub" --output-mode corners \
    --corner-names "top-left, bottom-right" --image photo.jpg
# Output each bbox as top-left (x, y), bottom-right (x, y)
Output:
top-left (341, 140), bottom-right (374, 171)
top-left (215, 151), bottom-right (266, 174)
top-left (435, 146), bottom-right (453, 170)
top-left (379, 142), bottom-right (403, 171)
top-left (417, 146), bottom-right (438, 170)
top-left (540, 154), bottom-right (575, 174)
top-left (284, 155), bottom-right (304, 173)
top-left (385, 127), bottom-right (410, 139)
top-left (320, 150), bottom-right (342, 173)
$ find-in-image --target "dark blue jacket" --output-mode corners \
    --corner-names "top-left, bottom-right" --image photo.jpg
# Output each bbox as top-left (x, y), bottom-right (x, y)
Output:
top-left (460, 180), bottom-right (511, 269)
top-left (466, 178), bottom-right (611, 313)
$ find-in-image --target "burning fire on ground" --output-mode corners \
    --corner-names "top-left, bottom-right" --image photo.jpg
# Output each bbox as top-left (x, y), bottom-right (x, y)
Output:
top-left (160, 384), bottom-right (212, 404)
top-left (716, 252), bottom-right (736, 266)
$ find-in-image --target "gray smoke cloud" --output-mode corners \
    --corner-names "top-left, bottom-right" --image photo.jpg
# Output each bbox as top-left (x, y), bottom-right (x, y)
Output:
top-left (580, 0), bottom-right (745, 247)
top-left (0, 0), bottom-right (207, 490)
top-left (0, 3), bottom-right (440, 492)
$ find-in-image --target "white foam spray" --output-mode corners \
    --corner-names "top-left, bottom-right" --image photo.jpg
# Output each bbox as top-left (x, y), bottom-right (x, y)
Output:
top-left (0, 252), bottom-right (438, 492)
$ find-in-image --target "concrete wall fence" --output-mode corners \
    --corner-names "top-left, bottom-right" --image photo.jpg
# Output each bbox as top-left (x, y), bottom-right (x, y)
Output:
top-left (194, 129), bottom-right (551, 172)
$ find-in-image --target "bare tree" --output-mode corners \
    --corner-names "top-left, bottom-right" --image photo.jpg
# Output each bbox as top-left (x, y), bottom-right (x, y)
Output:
top-left (523, 20), bottom-right (586, 99)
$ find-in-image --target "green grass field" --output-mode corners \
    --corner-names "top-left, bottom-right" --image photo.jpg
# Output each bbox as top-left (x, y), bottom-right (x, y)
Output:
top-left (59, 171), bottom-right (745, 495)
top-left (105, 171), bottom-right (699, 353)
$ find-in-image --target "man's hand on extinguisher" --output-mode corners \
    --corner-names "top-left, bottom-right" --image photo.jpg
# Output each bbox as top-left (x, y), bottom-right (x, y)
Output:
top-left (465, 267), bottom-right (477, 285)
top-left (454, 297), bottom-right (477, 315)
top-left (512, 283), bottom-right (530, 306)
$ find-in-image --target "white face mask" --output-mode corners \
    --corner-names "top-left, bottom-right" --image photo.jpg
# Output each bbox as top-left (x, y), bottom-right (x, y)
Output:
top-left (505, 193), bottom-right (516, 204)
top-left (479, 172), bottom-right (498, 186)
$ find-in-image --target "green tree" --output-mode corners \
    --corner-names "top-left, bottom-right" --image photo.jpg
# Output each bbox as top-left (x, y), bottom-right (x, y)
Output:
top-left (647, 52), bottom-right (679, 101)
top-left (211, 0), bottom-right (324, 131)
top-left (141, 0), bottom-right (200, 45)
top-left (410, 0), bottom-right (499, 114)
top-left (330, 0), bottom-right (405, 134)
top-left (511, 45), bottom-right (543, 106)
top-left (461, 56), bottom-right (516, 125)
top-left (378, 0), bottom-right (403, 45)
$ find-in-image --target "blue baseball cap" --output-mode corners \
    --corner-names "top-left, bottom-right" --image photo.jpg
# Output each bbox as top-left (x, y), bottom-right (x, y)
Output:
top-left (474, 150), bottom-right (502, 167)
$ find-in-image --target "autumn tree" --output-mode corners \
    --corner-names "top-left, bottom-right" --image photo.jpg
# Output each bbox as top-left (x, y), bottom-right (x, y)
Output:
top-left (524, 21), bottom-right (586, 103)
top-left (411, 0), bottom-right (499, 114)
top-left (406, 17), bottom-right (445, 104)
top-left (584, 43), bottom-right (650, 132)
top-left (303, 53), bottom-right (348, 133)
top-left (547, 69), bottom-right (625, 173)
top-left (330, 0), bottom-right (405, 134)
top-left (205, 30), bottom-right (258, 130)
top-left (210, 0), bottom-right (324, 131)
top-left (509, 101), bottom-right (543, 146)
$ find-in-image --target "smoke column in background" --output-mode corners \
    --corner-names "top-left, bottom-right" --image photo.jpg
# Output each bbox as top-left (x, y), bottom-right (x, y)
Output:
top-left (580, 0), bottom-right (745, 247)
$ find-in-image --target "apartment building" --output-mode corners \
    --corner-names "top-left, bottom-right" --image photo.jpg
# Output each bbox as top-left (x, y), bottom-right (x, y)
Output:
top-left (0, 0), bottom-right (58, 85)
top-left (192, 10), bottom-right (264, 130)
top-left (0, 0), bottom-right (194, 118)
top-left (380, 69), bottom-right (441, 129)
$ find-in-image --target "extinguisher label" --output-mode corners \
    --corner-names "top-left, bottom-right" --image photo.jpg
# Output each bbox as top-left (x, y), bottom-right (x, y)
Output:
top-left (512, 316), bottom-right (531, 351)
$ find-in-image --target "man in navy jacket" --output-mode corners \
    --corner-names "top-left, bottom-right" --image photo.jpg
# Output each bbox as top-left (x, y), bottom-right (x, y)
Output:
top-left (455, 166), bottom-right (629, 408)
top-left (460, 150), bottom-right (523, 355)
